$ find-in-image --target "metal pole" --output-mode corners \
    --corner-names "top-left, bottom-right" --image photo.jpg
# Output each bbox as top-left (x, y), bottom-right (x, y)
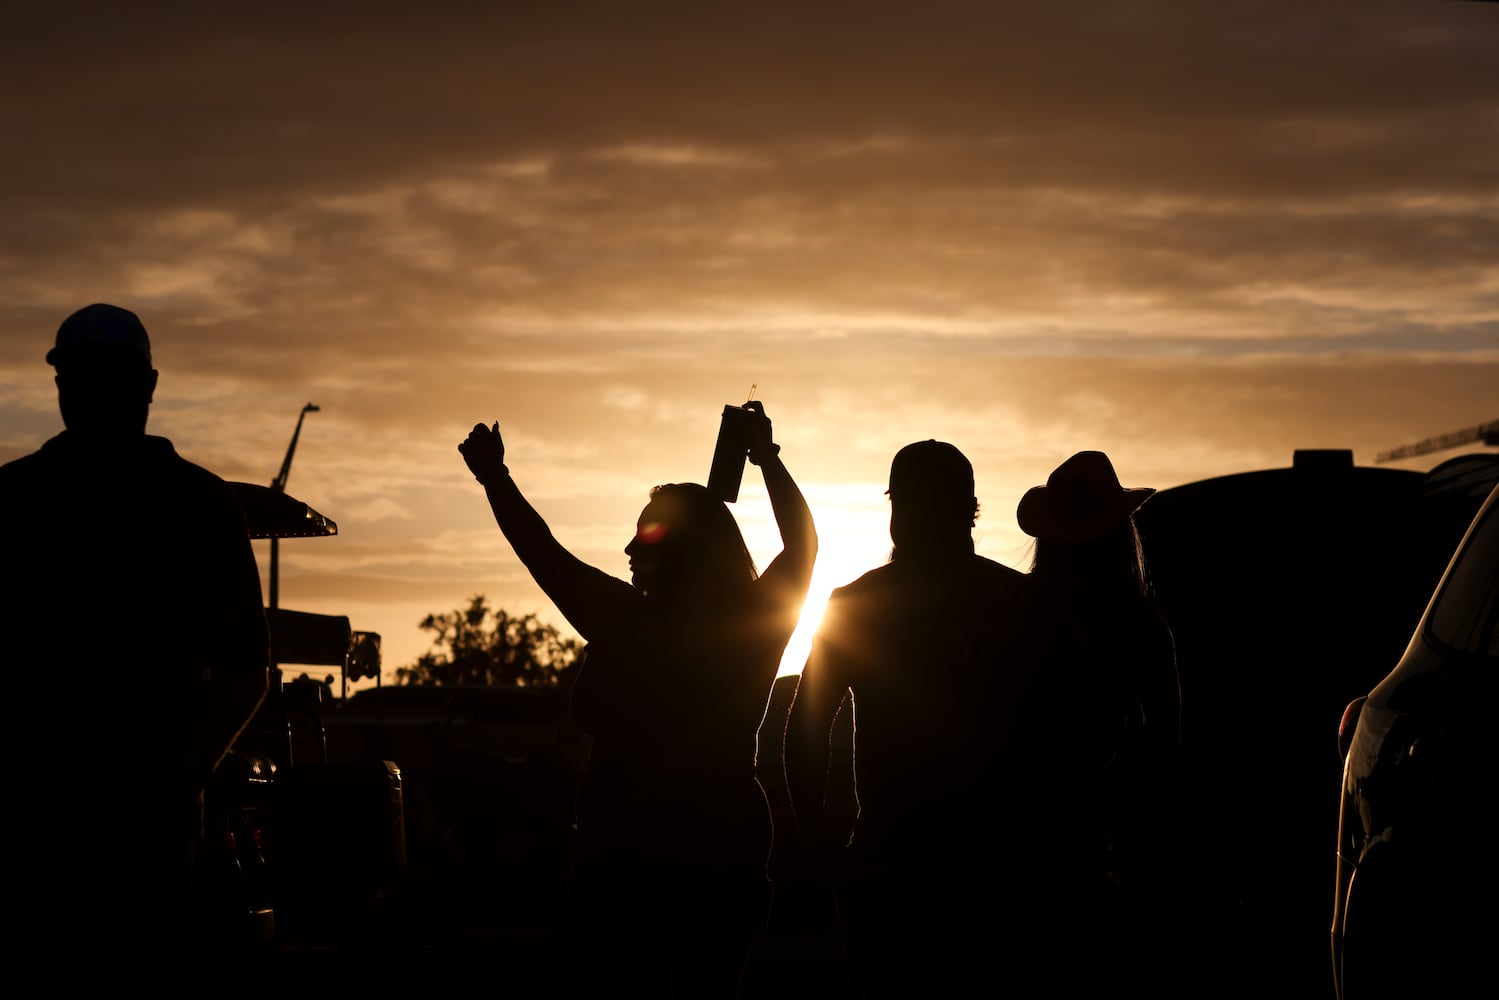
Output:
top-left (268, 403), bottom-right (319, 611)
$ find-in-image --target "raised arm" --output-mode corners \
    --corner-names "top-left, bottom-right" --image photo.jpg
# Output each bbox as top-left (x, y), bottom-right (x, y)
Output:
top-left (744, 401), bottom-right (818, 617)
top-left (459, 420), bottom-right (634, 640)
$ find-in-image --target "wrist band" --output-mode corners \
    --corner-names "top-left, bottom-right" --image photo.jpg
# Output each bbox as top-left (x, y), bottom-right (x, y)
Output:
top-left (748, 444), bottom-right (781, 466)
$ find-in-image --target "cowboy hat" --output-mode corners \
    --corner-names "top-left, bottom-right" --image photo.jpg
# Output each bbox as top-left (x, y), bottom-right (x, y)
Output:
top-left (1016, 450), bottom-right (1154, 543)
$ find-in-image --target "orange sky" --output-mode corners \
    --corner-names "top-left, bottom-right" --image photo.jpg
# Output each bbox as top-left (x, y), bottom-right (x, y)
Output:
top-left (2, 2), bottom-right (1496, 688)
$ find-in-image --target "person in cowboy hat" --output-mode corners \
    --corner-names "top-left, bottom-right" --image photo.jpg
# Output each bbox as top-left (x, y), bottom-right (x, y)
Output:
top-left (1006, 449), bottom-right (1186, 996)
top-left (1015, 449), bottom-right (1158, 545)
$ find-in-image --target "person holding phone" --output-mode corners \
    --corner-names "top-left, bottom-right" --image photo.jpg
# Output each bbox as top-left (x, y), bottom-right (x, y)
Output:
top-left (458, 400), bottom-right (816, 998)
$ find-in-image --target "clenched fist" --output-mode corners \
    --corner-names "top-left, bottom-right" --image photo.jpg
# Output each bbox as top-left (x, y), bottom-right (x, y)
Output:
top-left (459, 421), bottom-right (508, 485)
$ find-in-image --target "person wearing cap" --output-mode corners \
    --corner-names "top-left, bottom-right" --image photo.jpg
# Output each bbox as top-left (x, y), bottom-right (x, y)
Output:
top-left (781, 439), bottom-right (1030, 999)
top-left (0, 303), bottom-right (271, 994)
top-left (1007, 449), bottom-right (1184, 995)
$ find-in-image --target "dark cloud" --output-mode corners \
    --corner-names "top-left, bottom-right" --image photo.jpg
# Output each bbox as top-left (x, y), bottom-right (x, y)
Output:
top-left (3, 0), bottom-right (1495, 678)
top-left (8, 2), bottom-right (1497, 201)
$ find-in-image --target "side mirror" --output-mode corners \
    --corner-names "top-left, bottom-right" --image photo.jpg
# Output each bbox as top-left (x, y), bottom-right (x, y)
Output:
top-left (347, 631), bottom-right (382, 682)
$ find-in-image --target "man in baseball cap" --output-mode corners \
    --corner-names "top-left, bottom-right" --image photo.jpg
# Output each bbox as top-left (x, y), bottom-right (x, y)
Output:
top-left (784, 437), bottom-right (1028, 998)
top-left (46, 302), bottom-right (154, 369)
top-left (44, 303), bottom-right (159, 441)
top-left (884, 439), bottom-right (979, 561)
top-left (1, 302), bottom-right (269, 993)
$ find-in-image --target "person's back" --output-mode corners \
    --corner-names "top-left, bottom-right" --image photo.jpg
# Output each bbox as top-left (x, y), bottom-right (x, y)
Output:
top-left (812, 551), bottom-right (1027, 874)
top-left (783, 440), bottom-right (1028, 998)
top-left (0, 304), bottom-right (269, 995)
top-left (1008, 450), bottom-right (1185, 995)
top-left (566, 555), bottom-right (793, 871)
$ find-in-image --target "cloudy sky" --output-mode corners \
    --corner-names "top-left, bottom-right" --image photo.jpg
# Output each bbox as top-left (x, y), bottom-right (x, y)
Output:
top-left (3, 1), bottom-right (1496, 688)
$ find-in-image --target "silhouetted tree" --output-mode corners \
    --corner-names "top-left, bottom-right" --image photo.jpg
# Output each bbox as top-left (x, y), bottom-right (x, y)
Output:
top-left (396, 594), bottom-right (583, 687)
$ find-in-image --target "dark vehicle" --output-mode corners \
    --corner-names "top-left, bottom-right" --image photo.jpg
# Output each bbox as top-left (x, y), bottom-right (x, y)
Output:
top-left (1133, 449), bottom-right (1497, 997)
top-left (197, 408), bottom-right (586, 992)
top-left (192, 481), bottom-right (407, 994)
top-left (316, 682), bottom-right (591, 990)
top-left (1330, 482), bottom-right (1498, 1000)
top-left (201, 479), bottom-right (593, 994)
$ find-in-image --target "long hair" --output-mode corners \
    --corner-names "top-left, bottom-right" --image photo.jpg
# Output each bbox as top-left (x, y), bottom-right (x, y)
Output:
top-left (642, 483), bottom-right (759, 607)
top-left (1028, 515), bottom-right (1150, 599)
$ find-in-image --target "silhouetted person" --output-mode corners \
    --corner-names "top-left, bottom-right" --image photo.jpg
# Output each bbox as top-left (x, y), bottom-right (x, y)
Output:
top-left (458, 401), bottom-right (816, 999)
top-left (0, 303), bottom-right (271, 995)
top-left (1009, 449), bottom-right (1184, 995)
top-left (782, 440), bottom-right (1029, 999)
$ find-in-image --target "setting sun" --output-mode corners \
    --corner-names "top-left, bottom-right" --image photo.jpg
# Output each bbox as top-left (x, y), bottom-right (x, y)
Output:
top-left (733, 481), bottom-right (897, 677)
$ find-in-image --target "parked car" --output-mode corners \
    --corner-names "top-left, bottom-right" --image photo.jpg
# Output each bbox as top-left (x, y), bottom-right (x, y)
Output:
top-left (1133, 450), bottom-right (1497, 997)
top-left (1330, 481), bottom-right (1498, 1000)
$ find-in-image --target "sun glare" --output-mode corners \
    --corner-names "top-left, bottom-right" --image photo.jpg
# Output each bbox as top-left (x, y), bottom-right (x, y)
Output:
top-left (775, 510), bottom-right (893, 677)
top-left (730, 481), bottom-right (892, 678)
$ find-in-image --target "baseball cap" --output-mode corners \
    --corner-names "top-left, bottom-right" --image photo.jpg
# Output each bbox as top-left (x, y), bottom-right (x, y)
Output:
top-left (46, 303), bottom-right (153, 368)
top-left (887, 440), bottom-right (975, 503)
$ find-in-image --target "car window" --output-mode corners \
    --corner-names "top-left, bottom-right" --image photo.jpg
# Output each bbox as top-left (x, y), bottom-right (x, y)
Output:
top-left (1428, 487), bottom-right (1499, 656)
